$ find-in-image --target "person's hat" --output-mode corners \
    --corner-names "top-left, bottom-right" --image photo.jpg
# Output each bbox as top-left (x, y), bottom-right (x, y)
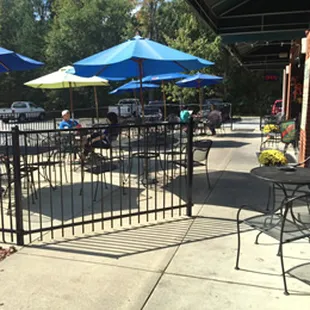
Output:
top-left (62, 109), bottom-right (70, 117)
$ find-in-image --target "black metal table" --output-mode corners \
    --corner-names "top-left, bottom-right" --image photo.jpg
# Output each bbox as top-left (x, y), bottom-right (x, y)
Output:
top-left (251, 166), bottom-right (310, 193)
top-left (0, 145), bottom-right (59, 189)
top-left (245, 166), bottom-right (310, 295)
top-left (131, 151), bottom-right (163, 186)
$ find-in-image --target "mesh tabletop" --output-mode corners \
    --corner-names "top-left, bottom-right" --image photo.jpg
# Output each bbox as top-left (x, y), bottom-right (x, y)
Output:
top-left (251, 166), bottom-right (310, 186)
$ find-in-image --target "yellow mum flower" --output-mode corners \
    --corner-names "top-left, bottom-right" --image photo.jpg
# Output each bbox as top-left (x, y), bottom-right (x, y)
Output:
top-left (263, 124), bottom-right (279, 134)
top-left (258, 150), bottom-right (288, 166)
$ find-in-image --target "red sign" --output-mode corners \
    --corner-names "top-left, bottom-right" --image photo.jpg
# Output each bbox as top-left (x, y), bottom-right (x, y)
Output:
top-left (264, 74), bottom-right (279, 82)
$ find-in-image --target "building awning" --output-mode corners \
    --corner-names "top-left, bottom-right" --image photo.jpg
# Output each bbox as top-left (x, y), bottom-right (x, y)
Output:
top-left (186, 0), bottom-right (310, 70)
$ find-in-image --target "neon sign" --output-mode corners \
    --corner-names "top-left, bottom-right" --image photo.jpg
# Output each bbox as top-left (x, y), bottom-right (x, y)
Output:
top-left (264, 74), bottom-right (279, 81)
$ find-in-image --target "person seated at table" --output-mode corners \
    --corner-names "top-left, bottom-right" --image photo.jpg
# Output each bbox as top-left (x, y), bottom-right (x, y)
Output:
top-left (205, 104), bottom-right (222, 136)
top-left (84, 112), bottom-right (120, 156)
top-left (180, 105), bottom-right (191, 132)
top-left (180, 105), bottom-right (190, 123)
top-left (59, 110), bottom-right (81, 129)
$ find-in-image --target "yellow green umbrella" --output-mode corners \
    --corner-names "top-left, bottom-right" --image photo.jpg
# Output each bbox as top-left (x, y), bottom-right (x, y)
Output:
top-left (25, 66), bottom-right (109, 120)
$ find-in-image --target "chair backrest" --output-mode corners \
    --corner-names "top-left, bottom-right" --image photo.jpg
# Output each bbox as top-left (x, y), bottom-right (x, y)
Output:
top-left (279, 119), bottom-right (296, 144)
top-left (286, 194), bottom-right (310, 240)
top-left (193, 139), bottom-right (213, 162)
top-left (193, 149), bottom-right (207, 162)
top-left (0, 155), bottom-right (13, 183)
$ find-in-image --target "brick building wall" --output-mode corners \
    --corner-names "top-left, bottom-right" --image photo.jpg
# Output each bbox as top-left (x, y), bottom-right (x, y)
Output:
top-left (299, 30), bottom-right (310, 164)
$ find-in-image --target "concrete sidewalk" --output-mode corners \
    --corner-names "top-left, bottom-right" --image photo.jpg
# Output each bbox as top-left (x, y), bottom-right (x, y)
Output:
top-left (1, 126), bottom-right (310, 310)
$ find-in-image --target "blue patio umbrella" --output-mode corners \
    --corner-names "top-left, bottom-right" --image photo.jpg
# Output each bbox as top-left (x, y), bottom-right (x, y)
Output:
top-left (142, 73), bottom-right (190, 119)
top-left (73, 35), bottom-right (213, 116)
top-left (0, 47), bottom-right (43, 73)
top-left (176, 73), bottom-right (223, 111)
top-left (109, 80), bottom-right (159, 95)
top-left (142, 73), bottom-right (189, 83)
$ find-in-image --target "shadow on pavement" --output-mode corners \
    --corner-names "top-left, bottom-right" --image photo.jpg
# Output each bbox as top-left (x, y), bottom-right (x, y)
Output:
top-left (223, 132), bottom-right (262, 139)
top-left (21, 182), bottom-right (143, 222)
top-left (211, 140), bottom-right (249, 148)
top-left (27, 215), bottom-right (249, 259)
top-left (206, 170), bottom-right (271, 211)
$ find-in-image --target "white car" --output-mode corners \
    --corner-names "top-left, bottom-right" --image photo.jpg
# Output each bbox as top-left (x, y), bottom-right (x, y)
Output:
top-left (108, 99), bottom-right (141, 118)
top-left (0, 101), bottom-right (46, 123)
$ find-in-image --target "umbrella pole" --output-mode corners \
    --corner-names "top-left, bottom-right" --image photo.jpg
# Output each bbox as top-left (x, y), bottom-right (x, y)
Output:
top-left (199, 87), bottom-right (203, 112)
top-left (138, 61), bottom-right (144, 119)
top-left (138, 60), bottom-right (150, 185)
top-left (94, 86), bottom-right (99, 123)
top-left (162, 81), bottom-right (167, 120)
top-left (69, 82), bottom-right (74, 119)
top-left (198, 80), bottom-right (203, 112)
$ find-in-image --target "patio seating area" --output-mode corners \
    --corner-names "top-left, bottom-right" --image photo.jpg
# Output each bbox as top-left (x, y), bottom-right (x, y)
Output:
top-left (0, 120), bottom-right (202, 245)
top-left (1, 118), bottom-right (310, 309)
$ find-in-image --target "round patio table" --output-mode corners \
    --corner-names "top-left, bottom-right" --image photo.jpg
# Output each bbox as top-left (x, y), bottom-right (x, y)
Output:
top-left (249, 166), bottom-right (310, 295)
top-left (251, 166), bottom-right (310, 201)
top-left (251, 166), bottom-right (310, 187)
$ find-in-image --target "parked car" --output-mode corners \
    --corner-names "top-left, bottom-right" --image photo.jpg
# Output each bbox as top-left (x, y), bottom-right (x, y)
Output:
top-left (271, 99), bottom-right (283, 115)
top-left (143, 106), bottom-right (162, 122)
top-left (108, 98), bottom-right (141, 118)
top-left (0, 101), bottom-right (46, 123)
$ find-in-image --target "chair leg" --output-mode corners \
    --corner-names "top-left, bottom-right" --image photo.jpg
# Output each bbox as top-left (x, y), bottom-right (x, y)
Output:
top-left (266, 184), bottom-right (274, 212)
top-left (279, 242), bottom-right (289, 295)
top-left (205, 162), bottom-right (211, 189)
top-left (30, 172), bottom-right (38, 200)
top-left (255, 231), bottom-right (263, 244)
top-left (235, 207), bottom-right (244, 270)
top-left (103, 161), bottom-right (108, 190)
top-left (27, 176), bottom-right (35, 204)
top-left (62, 155), bottom-right (68, 183)
top-left (93, 175), bottom-right (99, 202)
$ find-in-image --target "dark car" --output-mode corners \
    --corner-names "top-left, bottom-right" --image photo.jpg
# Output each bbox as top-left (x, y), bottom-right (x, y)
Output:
top-left (143, 106), bottom-right (162, 122)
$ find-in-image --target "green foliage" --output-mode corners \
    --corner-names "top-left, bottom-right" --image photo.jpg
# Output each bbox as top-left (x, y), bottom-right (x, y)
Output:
top-left (162, 1), bottom-right (223, 103)
top-left (44, 0), bottom-right (134, 109)
top-left (0, 0), bottom-right (49, 105)
top-left (0, 0), bottom-right (281, 115)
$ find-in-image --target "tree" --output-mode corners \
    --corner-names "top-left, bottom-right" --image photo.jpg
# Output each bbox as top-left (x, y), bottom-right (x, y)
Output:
top-left (161, 1), bottom-right (223, 103)
top-left (0, 0), bottom-right (50, 106)
top-left (44, 0), bottom-right (135, 109)
top-left (135, 0), bottom-right (164, 40)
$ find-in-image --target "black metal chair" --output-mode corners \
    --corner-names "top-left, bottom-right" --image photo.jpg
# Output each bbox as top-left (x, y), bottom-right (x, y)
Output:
top-left (0, 154), bottom-right (38, 213)
top-left (83, 129), bottom-right (131, 201)
top-left (235, 193), bottom-right (310, 295)
top-left (171, 139), bottom-right (213, 189)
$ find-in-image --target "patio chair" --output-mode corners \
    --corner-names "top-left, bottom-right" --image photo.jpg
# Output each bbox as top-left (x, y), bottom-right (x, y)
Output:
top-left (235, 193), bottom-right (310, 295)
top-left (0, 154), bottom-right (38, 213)
top-left (279, 119), bottom-right (298, 154)
top-left (171, 139), bottom-right (213, 189)
top-left (260, 119), bottom-right (298, 153)
top-left (83, 127), bottom-right (131, 201)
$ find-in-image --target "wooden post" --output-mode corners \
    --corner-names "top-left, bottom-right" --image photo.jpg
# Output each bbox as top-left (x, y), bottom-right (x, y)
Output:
top-left (94, 86), bottom-right (99, 123)
top-left (162, 81), bottom-right (167, 120)
top-left (69, 82), bottom-right (74, 119)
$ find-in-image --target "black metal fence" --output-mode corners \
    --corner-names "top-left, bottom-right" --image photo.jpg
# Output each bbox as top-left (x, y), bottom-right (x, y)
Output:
top-left (0, 104), bottom-right (233, 132)
top-left (0, 120), bottom-right (194, 245)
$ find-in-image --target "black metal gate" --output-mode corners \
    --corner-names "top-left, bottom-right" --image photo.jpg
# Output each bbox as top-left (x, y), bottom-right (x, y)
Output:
top-left (0, 120), bottom-right (194, 245)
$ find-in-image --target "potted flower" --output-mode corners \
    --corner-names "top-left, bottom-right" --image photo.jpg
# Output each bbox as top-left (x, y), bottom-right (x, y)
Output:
top-left (258, 149), bottom-right (288, 166)
top-left (262, 124), bottom-right (279, 134)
